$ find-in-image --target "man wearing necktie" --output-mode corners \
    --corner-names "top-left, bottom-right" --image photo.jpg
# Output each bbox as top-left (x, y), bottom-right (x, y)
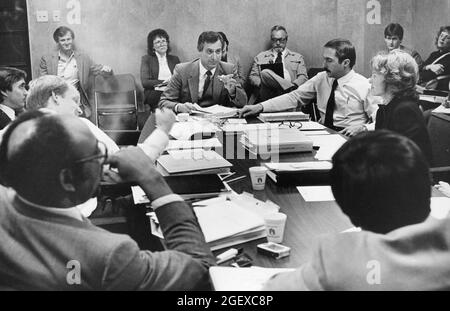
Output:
top-left (159, 31), bottom-right (247, 113)
top-left (241, 39), bottom-right (380, 137)
top-left (248, 25), bottom-right (308, 102)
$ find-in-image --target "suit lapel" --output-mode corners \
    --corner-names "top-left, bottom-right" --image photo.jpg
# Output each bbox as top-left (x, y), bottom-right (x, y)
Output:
top-left (188, 60), bottom-right (199, 103)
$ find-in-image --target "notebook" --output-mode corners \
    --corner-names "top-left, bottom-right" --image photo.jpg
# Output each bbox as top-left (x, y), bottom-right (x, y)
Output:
top-left (259, 62), bottom-right (284, 78)
top-left (156, 150), bottom-right (232, 176)
top-left (131, 174), bottom-right (229, 203)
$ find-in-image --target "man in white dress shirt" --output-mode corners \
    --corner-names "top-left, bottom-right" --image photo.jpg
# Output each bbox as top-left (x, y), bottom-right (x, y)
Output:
top-left (241, 39), bottom-right (380, 137)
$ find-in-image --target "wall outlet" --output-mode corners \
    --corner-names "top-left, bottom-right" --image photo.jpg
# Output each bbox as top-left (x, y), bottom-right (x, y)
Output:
top-left (36, 10), bottom-right (48, 22)
top-left (53, 10), bottom-right (61, 22)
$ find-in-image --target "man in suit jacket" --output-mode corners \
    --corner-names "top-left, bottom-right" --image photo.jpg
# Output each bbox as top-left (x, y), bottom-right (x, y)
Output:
top-left (0, 67), bottom-right (28, 130)
top-left (263, 131), bottom-right (443, 291)
top-left (248, 25), bottom-right (308, 102)
top-left (39, 26), bottom-right (112, 120)
top-left (159, 31), bottom-right (247, 113)
top-left (0, 111), bottom-right (215, 290)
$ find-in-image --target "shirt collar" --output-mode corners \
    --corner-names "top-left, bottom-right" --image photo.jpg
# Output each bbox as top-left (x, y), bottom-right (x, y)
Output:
top-left (199, 61), bottom-right (217, 77)
top-left (58, 50), bottom-right (75, 61)
top-left (271, 48), bottom-right (288, 57)
top-left (0, 104), bottom-right (16, 121)
top-left (16, 193), bottom-right (84, 222)
top-left (335, 69), bottom-right (355, 85)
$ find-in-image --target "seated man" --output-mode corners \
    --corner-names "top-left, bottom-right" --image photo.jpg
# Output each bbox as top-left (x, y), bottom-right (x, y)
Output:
top-left (24, 75), bottom-right (175, 217)
top-left (0, 67), bottom-right (28, 129)
top-left (0, 111), bottom-right (215, 290)
top-left (159, 31), bottom-right (247, 113)
top-left (241, 39), bottom-right (380, 137)
top-left (248, 25), bottom-right (308, 102)
top-left (384, 23), bottom-right (423, 69)
top-left (263, 131), bottom-right (447, 290)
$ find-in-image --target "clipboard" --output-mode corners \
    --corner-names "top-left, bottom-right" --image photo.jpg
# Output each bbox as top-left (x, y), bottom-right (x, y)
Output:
top-left (259, 63), bottom-right (284, 79)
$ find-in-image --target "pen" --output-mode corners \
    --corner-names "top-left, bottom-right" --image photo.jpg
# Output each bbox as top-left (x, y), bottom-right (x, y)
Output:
top-left (225, 175), bottom-right (246, 184)
top-left (216, 248), bottom-right (242, 264)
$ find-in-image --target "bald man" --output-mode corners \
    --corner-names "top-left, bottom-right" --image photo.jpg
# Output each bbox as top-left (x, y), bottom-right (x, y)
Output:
top-left (0, 111), bottom-right (215, 290)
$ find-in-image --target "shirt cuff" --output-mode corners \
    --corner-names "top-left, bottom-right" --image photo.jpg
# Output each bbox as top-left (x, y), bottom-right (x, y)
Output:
top-left (137, 127), bottom-right (169, 161)
top-left (151, 194), bottom-right (184, 210)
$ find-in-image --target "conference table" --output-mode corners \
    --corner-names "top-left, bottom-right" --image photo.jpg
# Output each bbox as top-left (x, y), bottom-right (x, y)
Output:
top-left (208, 126), bottom-right (353, 268)
top-left (108, 117), bottom-right (353, 269)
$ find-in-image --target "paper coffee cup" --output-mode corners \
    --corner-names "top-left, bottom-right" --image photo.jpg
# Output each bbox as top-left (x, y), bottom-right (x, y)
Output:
top-left (178, 113), bottom-right (189, 122)
top-left (264, 212), bottom-right (287, 243)
top-left (249, 166), bottom-right (268, 190)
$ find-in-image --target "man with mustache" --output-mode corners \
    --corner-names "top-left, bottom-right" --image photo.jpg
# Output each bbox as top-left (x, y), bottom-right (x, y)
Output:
top-left (241, 39), bottom-right (380, 137)
top-left (248, 25), bottom-right (308, 102)
top-left (159, 31), bottom-right (247, 114)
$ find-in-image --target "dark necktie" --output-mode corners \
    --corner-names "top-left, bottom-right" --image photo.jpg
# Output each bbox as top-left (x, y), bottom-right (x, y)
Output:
top-left (203, 70), bottom-right (212, 96)
top-left (275, 52), bottom-right (283, 63)
top-left (324, 79), bottom-right (339, 129)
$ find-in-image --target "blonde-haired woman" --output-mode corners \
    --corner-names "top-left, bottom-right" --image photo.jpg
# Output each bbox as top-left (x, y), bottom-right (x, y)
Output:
top-left (370, 50), bottom-right (432, 163)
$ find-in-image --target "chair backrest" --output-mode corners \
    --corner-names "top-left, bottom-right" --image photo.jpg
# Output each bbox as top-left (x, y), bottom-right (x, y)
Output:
top-left (301, 68), bottom-right (325, 121)
top-left (94, 74), bottom-right (138, 131)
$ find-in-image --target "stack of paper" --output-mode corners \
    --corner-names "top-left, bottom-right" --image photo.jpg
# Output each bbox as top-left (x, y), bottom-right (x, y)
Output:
top-left (156, 150), bottom-right (232, 176)
top-left (258, 112), bottom-right (309, 122)
top-left (221, 122), bottom-right (278, 134)
top-left (165, 138), bottom-right (222, 151)
top-left (192, 104), bottom-right (238, 119)
top-left (264, 161), bottom-right (332, 186)
top-left (193, 200), bottom-right (266, 250)
top-left (240, 128), bottom-right (313, 155)
top-left (209, 266), bottom-right (295, 291)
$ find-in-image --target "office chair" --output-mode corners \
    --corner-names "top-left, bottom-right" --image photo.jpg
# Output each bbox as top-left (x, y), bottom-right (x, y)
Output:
top-left (94, 74), bottom-right (141, 145)
top-left (424, 110), bottom-right (450, 183)
top-left (300, 68), bottom-right (324, 121)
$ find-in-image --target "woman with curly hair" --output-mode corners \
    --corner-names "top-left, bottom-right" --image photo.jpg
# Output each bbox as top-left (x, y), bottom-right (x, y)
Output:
top-left (370, 50), bottom-right (432, 163)
top-left (419, 26), bottom-right (450, 91)
top-left (141, 28), bottom-right (180, 111)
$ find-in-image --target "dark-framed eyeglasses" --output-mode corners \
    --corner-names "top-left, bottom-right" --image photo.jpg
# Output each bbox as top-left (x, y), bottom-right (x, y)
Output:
top-left (71, 140), bottom-right (108, 167)
top-left (154, 39), bottom-right (168, 46)
top-left (271, 37), bottom-right (287, 43)
top-left (278, 121), bottom-right (303, 130)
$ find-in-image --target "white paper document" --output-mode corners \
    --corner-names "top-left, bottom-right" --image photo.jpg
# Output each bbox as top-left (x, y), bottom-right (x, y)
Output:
top-left (303, 130), bottom-right (329, 136)
top-left (165, 138), bottom-right (222, 151)
top-left (310, 134), bottom-right (347, 161)
top-left (430, 197), bottom-right (450, 219)
top-left (433, 105), bottom-right (450, 114)
top-left (209, 266), bottom-right (295, 291)
top-left (265, 161), bottom-right (332, 172)
top-left (192, 104), bottom-right (238, 118)
top-left (227, 118), bottom-right (247, 124)
top-left (297, 186), bottom-right (335, 202)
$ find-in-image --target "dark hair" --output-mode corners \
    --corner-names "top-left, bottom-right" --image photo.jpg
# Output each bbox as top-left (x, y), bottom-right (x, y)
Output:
top-left (435, 25), bottom-right (450, 50)
top-left (53, 26), bottom-right (75, 42)
top-left (324, 39), bottom-right (356, 68)
top-left (384, 23), bottom-right (404, 40)
top-left (330, 130), bottom-right (430, 234)
top-left (0, 111), bottom-right (77, 203)
top-left (197, 31), bottom-right (224, 52)
top-left (0, 67), bottom-right (27, 103)
top-left (147, 28), bottom-right (171, 55)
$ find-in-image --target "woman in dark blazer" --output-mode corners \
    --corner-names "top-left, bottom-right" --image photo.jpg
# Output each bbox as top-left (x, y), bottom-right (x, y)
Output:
top-left (370, 50), bottom-right (432, 164)
top-left (141, 29), bottom-right (180, 111)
